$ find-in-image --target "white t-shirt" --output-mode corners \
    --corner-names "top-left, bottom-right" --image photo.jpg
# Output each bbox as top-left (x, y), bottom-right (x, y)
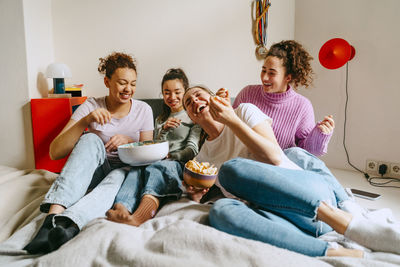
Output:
top-left (71, 97), bottom-right (154, 162)
top-left (196, 103), bottom-right (301, 197)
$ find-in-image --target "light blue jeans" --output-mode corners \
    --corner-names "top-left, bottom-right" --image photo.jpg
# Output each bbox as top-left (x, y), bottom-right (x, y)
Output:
top-left (284, 147), bottom-right (350, 204)
top-left (114, 160), bottom-right (184, 213)
top-left (40, 133), bottom-right (128, 229)
top-left (209, 151), bottom-right (349, 257)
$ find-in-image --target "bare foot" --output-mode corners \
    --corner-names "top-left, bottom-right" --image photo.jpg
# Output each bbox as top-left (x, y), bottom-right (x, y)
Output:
top-left (106, 198), bottom-right (158, 227)
top-left (326, 247), bottom-right (363, 258)
top-left (106, 203), bottom-right (134, 224)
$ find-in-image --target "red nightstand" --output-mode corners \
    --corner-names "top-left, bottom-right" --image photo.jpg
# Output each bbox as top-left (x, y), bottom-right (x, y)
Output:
top-left (31, 97), bottom-right (87, 173)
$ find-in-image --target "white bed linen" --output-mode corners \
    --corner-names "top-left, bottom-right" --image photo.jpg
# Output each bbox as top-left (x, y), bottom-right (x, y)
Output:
top-left (0, 165), bottom-right (399, 267)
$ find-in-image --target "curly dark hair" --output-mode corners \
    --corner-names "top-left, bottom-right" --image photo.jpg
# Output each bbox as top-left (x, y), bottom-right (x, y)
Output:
top-left (266, 40), bottom-right (314, 88)
top-left (98, 52), bottom-right (137, 78)
top-left (157, 68), bottom-right (189, 123)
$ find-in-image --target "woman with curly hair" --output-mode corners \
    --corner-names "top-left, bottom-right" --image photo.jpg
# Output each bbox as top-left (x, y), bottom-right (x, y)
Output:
top-left (183, 86), bottom-right (400, 258)
top-left (106, 68), bottom-right (201, 227)
top-left (218, 40), bottom-right (334, 156)
top-left (24, 52), bottom-right (154, 254)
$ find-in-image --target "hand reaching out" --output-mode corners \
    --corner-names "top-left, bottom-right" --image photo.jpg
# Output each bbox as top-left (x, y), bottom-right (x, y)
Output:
top-left (86, 108), bottom-right (112, 125)
top-left (209, 96), bottom-right (237, 125)
top-left (318, 115), bottom-right (335, 134)
top-left (216, 88), bottom-right (230, 102)
top-left (182, 181), bottom-right (209, 203)
top-left (163, 117), bottom-right (182, 131)
top-left (105, 134), bottom-right (133, 152)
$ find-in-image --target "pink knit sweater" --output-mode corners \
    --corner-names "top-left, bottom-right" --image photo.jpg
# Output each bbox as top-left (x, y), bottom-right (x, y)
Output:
top-left (233, 85), bottom-right (332, 156)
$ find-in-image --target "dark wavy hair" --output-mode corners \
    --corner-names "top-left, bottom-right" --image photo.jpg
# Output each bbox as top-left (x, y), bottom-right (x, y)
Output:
top-left (266, 40), bottom-right (314, 88)
top-left (98, 52), bottom-right (137, 78)
top-left (157, 68), bottom-right (189, 123)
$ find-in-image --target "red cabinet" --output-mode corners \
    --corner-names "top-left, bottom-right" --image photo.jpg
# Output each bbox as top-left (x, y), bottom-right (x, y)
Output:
top-left (31, 97), bottom-right (87, 173)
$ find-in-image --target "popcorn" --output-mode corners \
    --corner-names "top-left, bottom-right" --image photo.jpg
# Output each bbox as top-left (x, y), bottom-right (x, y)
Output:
top-left (185, 159), bottom-right (218, 175)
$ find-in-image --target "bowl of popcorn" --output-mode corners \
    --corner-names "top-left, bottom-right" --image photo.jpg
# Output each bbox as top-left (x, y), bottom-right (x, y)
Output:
top-left (183, 159), bottom-right (218, 188)
top-left (118, 140), bottom-right (169, 166)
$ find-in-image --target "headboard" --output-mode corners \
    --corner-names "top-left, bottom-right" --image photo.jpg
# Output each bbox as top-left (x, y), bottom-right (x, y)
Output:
top-left (139, 99), bottom-right (164, 122)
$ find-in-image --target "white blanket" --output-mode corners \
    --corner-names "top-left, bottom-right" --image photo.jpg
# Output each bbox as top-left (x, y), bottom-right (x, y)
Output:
top-left (0, 166), bottom-right (399, 267)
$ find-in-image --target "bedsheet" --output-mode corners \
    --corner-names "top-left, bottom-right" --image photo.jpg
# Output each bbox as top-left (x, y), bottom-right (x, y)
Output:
top-left (0, 165), bottom-right (399, 267)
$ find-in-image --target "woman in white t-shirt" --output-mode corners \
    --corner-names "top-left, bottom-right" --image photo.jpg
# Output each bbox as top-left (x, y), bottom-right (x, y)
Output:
top-left (24, 52), bottom-right (154, 254)
top-left (182, 86), bottom-right (400, 258)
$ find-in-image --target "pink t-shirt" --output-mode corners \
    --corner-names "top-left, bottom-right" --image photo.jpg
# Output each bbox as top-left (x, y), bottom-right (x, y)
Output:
top-left (71, 96), bottom-right (154, 162)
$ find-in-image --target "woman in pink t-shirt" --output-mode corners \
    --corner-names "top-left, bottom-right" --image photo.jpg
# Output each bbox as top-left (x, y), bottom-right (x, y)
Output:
top-left (24, 52), bottom-right (154, 254)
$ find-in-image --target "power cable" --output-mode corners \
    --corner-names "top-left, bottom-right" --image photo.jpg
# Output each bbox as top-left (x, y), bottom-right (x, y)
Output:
top-left (342, 62), bottom-right (370, 178)
top-left (343, 63), bottom-right (400, 188)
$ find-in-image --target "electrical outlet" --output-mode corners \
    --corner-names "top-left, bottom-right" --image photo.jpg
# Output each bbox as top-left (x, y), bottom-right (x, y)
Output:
top-left (389, 163), bottom-right (400, 177)
top-left (378, 161), bottom-right (390, 175)
top-left (365, 159), bottom-right (378, 174)
top-left (365, 159), bottom-right (400, 177)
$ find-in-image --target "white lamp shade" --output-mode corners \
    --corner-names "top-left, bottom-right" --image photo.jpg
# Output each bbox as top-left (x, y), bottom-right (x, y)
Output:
top-left (46, 63), bottom-right (72, 78)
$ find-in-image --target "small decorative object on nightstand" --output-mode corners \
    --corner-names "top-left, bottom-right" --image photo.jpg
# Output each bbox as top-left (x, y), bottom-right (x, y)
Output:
top-left (46, 63), bottom-right (72, 94)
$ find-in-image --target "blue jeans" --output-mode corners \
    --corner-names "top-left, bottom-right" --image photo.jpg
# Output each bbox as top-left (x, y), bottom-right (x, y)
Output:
top-left (209, 157), bottom-right (342, 257)
top-left (114, 160), bottom-right (184, 213)
top-left (284, 147), bottom-right (349, 204)
top-left (40, 133), bottom-right (128, 229)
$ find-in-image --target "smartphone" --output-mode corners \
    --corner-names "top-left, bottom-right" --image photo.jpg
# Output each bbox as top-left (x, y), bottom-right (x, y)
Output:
top-left (350, 188), bottom-right (381, 201)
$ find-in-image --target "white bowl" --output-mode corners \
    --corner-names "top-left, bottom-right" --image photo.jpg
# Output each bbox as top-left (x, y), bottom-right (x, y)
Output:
top-left (118, 140), bottom-right (169, 166)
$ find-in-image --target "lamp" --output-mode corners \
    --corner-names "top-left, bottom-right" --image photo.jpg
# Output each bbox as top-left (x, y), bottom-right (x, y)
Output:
top-left (318, 38), bottom-right (366, 177)
top-left (319, 38), bottom-right (355, 69)
top-left (46, 63), bottom-right (72, 94)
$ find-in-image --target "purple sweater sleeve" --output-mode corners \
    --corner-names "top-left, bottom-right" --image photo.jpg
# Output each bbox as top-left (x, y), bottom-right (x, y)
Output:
top-left (295, 101), bottom-right (332, 156)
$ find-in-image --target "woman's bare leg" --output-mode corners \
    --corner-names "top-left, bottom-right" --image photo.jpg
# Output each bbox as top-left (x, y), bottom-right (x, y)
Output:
top-left (48, 204), bottom-right (66, 214)
top-left (326, 247), bottom-right (363, 257)
top-left (316, 201), bottom-right (353, 235)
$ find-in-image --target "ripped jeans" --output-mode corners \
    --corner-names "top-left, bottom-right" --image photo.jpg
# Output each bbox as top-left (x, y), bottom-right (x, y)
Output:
top-left (209, 151), bottom-right (349, 257)
top-left (40, 133), bottom-right (128, 229)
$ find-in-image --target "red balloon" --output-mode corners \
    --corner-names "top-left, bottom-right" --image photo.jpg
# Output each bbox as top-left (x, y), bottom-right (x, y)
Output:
top-left (319, 38), bottom-right (356, 69)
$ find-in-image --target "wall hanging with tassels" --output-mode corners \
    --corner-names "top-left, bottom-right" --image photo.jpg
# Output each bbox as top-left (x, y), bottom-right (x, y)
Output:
top-left (254, 0), bottom-right (271, 58)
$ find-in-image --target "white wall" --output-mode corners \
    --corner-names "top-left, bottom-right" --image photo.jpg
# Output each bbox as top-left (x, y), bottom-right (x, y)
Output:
top-left (0, 0), bottom-right (294, 169)
top-left (0, 0), bottom-right (33, 169)
top-left (295, 0), bottom-right (400, 169)
top-left (4, 0), bottom-right (399, 172)
top-left (23, 0), bottom-right (54, 98)
top-left (50, 0), bottom-right (294, 99)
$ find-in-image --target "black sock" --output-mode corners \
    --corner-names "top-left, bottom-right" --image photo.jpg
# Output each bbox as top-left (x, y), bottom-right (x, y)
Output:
top-left (23, 214), bottom-right (55, 254)
top-left (48, 221), bottom-right (79, 251)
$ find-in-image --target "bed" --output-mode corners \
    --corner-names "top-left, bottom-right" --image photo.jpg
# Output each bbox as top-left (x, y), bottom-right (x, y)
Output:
top-left (1, 165), bottom-right (400, 267)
